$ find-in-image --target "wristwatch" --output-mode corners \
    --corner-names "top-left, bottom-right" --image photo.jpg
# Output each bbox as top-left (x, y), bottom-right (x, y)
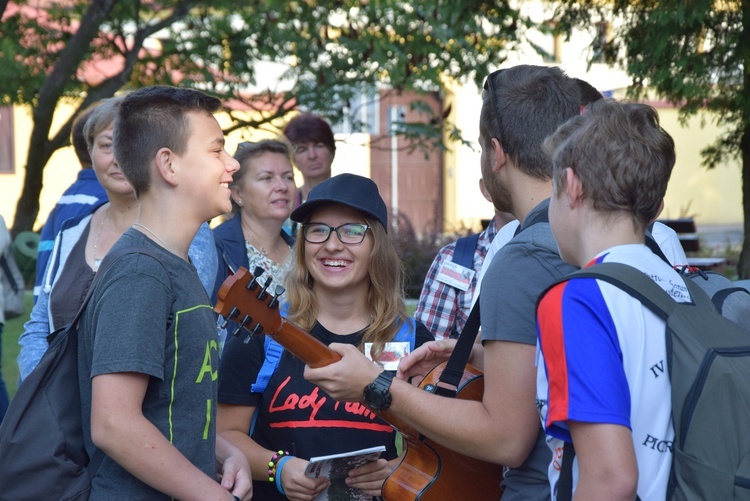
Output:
top-left (363, 370), bottom-right (395, 411)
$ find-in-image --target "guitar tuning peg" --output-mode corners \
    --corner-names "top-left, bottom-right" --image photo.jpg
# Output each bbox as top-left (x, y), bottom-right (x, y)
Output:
top-left (231, 314), bottom-right (252, 337)
top-left (257, 276), bottom-right (273, 301)
top-left (219, 307), bottom-right (240, 329)
top-left (242, 323), bottom-right (264, 344)
top-left (268, 285), bottom-right (286, 309)
top-left (246, 267), bottom-right (265, 291)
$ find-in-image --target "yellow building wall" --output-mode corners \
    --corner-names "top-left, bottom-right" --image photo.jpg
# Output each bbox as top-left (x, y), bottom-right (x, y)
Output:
top-left (1, 103), bottom-right (83, 232)
top-left (657, 107), bottom-right (743, 224)
top-left (441, 83), bottom-right (744, 231)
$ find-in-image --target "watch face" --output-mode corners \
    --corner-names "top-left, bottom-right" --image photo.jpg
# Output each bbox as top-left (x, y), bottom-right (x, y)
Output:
top-left (368, 391), bottom-right (386, 408)
top-left (364, 377), bottom-right (392, 411)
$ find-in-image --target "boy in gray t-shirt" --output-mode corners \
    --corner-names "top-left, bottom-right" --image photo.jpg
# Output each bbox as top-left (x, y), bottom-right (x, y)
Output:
top-left (78, 86), bottom-right (251, 500)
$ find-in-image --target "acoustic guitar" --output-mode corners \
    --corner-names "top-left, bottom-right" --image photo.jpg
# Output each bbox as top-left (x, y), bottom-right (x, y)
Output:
top-left (215, 267), bottom-right (504, 501)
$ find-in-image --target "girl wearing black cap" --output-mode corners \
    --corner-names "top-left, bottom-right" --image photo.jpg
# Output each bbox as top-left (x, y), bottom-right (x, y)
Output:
top-left (217, 174), bottom-right (433, 501)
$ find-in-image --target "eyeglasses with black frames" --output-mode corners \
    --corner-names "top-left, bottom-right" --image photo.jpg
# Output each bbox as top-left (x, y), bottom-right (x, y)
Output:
top-left (483, 70), bottom-right (509, 153)
top-left (302, 223), bottom-right (370, 245)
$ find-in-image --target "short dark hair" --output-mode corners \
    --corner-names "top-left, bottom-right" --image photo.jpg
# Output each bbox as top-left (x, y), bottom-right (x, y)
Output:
top-left (114, 86), bottom-right (221, 197)
top-left (283, 113), bottom-right (336, 154)
top-left (547, 99), bottom-right (676, 228)
top-left (71, 105), bottom-right (98, 168)
top-left (575, 78), bottom-right (604, 107)
top-left (480, 65), bottom-right (581, 180)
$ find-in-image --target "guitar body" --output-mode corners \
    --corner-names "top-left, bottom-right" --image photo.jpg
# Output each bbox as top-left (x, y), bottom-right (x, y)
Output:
top-left (382, 362), bottom-right (505, 501)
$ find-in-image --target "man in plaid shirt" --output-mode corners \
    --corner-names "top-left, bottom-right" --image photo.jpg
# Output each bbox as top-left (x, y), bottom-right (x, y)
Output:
top-left (415, 186), bottom-right (516, 341)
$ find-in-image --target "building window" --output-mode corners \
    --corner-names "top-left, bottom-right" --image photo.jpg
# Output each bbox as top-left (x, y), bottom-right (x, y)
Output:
top-left (0, 106), bottom-right (15, 174)
top-left (331, 90), bottom-right (380, 135)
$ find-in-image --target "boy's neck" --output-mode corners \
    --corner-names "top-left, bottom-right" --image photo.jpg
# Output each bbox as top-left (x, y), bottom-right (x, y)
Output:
top-left (576, 212), bottom-right (646, 267)
top-left (135, 199), bottom-right (201, 260)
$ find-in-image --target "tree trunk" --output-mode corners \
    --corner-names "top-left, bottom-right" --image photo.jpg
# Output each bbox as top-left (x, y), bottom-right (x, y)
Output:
top-left (739, 0), bottom-right (750, 279)
top-left (10, 111), bottom-right (55, 237)
top-left (740, 140), bottom-right (750, 279)
top-left (8, 0), bottom-right (120, 237)
top-left (0, 0), bottom-right (9, 21)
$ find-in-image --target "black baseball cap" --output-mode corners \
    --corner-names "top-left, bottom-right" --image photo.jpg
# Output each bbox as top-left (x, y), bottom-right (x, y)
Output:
top-left (290, 173), bottom-right (389, 231)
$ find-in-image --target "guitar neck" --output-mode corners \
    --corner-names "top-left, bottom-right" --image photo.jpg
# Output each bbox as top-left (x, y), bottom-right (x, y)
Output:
top-left (270, 319), bottom-right (342, 368)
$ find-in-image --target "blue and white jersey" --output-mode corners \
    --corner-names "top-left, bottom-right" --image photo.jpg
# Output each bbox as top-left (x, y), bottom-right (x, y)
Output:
top-left (536, 244), bottom-right (690, 500)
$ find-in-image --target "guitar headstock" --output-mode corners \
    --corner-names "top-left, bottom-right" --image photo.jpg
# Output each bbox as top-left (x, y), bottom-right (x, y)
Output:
top-left (214, 266), bottom-right (286, 343)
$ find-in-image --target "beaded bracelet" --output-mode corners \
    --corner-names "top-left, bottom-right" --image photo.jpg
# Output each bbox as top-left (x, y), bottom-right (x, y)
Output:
top-left (267, 450), bottom-right (290, 484)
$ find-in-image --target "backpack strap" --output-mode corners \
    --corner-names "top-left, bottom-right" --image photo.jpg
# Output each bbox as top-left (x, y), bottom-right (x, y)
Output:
top-left (710, 286), bottom-right (750, 313)
top-left (0, 254), bottom-right (20, 294)
top-left (250, 302), bottom-right (290, 395)
top-left (69, 246), bottom-right (172, 330)
top-left (558, 262), bottom-right (714, 320)
top-left (251, 338), bottom-right (285, 394)
top-left (248, 329), bottom-right (285, 437)
top-left (557, 441), bottom-right (576, 501)
top-left (393, 317), bottom-right (416, 351)
top-left (452, 233), bottom-right (480, 270)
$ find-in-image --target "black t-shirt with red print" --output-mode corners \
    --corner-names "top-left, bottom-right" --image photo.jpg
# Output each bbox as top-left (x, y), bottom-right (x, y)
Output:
top-left (218, 320), bottom-right (433, 500)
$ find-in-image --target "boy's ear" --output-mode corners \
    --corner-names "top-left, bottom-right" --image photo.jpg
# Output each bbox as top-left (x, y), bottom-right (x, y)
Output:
top-left (154, 147), bottom-right (178, 186)
top-left (565, 168), bottom-right (584, 208)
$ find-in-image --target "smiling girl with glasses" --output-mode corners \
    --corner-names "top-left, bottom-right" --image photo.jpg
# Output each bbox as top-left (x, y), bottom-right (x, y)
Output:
top-left (217, 174), bottom-right (434, 500)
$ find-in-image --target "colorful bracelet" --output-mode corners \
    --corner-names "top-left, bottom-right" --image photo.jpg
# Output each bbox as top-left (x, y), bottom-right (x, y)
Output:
top-left (267, 450), bottom-right (290, 484)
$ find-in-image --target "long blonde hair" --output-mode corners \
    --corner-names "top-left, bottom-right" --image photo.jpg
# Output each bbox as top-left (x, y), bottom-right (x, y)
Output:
top-left (284, 212), bottom-right (409, 360)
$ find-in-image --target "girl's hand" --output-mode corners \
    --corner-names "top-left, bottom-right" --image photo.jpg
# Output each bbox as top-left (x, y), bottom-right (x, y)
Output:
top-left (345, 458), bottom-right (393, 497)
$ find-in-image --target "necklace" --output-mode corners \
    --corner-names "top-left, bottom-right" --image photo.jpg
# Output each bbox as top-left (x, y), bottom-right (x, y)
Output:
top-left (92, 206), bottom-right (108, 269)
top-left (242, 222), bottom-right (270, 256)
top-left (133, 222), bottom-right (170, 251)
top-left (253, 240), bottom-right (269, 256)
top-left (245, 238), bottom-right (268, 256)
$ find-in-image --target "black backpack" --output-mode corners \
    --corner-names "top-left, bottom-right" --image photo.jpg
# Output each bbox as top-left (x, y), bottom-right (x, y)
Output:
top-left (554, 262), bottom-right (750, 500)
top-left (0, 246), bottom-right (170, 501)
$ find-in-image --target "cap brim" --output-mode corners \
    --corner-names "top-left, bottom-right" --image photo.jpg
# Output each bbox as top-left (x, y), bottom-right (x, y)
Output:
top-left (290, 199), bottom-right (386, 229)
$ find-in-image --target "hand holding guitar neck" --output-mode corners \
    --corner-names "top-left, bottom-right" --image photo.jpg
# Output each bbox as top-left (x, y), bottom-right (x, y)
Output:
top-left (214, 266), bottom-right (341, 367)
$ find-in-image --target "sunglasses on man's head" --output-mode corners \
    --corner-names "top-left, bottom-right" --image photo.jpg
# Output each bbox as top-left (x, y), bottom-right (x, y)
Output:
top-left (483, 70), bottom-right (509, 153)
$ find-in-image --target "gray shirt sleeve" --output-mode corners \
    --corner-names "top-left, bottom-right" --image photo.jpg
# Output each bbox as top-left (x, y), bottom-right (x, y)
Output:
top-left (480, 223), bottom-right (577, 346)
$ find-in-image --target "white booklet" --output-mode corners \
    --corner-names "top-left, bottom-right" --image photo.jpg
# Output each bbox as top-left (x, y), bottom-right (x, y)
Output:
top-left (304, 445), bottom-right (386, 500)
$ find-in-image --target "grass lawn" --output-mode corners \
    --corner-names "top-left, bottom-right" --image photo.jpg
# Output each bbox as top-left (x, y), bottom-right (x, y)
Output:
top-left (2, 291), bottom-right (32, 401)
